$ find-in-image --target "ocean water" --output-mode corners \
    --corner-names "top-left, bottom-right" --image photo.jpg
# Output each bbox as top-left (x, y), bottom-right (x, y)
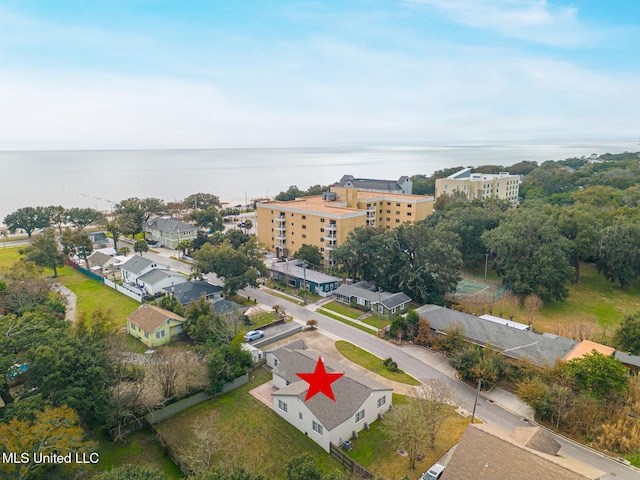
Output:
top-left (1, 143), bottom-right (637, 221)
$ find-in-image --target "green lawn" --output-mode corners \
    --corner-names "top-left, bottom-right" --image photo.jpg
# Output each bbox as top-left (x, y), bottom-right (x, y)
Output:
top-left (348, 394), bottom-right (468, 480)
top-left (361, 315), bottom-right (391, 330)
top-left (317, 309), bottom-right (377, 334)
top-left (248, 311), bottom-right (280, 327)
top-left (56, 265), bottom-right (140, 325)
top-left (322, 300), bottom-right (367, 319)
top-left (0, 246), bottom-right (21, 269)
top-left (335, 341), bottom-right (420, 386)
top-left (155, 368), bottom-right (343, 479)
top-left (92, 429), bottom-right (183, 478)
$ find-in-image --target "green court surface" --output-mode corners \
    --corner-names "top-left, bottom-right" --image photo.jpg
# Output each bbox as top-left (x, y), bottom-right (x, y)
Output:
top-left (454, 278), bottom-right (490, 296)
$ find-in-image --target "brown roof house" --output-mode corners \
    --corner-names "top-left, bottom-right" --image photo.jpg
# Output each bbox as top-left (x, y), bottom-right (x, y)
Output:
top-left (267, 342), bottom-right (393, 453)
top-left (442, 424), bottom-right (604, 480)
top-left (127, 304), bottom-right (185, 348)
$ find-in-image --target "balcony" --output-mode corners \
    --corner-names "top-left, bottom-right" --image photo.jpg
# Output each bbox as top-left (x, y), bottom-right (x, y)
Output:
top-left (325, 223), bottom-right (337, 232)
top-left (275, 232), bottom-right (286, 241)
top-left (324, 232), bottom-right (336, 240)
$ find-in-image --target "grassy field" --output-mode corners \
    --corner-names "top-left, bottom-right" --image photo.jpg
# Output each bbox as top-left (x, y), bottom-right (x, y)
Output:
top-left (335, 341), bottom-right (420, 386)
top-left (0, 246), bottom-right (21, 268)
top-left (348, 394), bottom-right (468, 480)
top-left (92, 429), bottom-right (183, 478)
top-left (56, 265), bottom-right (140, 325)
top-left (454, 262), bottom-right (640, 338)
top-left (155, 368), bottom-right (344, 479)
top-left (322, 300), bottom-right (366, 319)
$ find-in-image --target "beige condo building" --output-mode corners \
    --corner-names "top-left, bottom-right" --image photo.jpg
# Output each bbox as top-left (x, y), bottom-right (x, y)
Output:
top-left (256, 186), bottom-right (434, 267)
top-left (435, 168), bottom-right (520, 204)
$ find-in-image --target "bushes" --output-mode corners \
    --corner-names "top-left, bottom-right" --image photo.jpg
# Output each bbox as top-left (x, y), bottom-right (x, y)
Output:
top-left (383, 357), bottom-right (399, 372)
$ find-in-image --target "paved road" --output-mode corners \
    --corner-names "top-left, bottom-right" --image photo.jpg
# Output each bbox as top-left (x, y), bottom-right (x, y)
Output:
top-left (137, 247), bottom-right (638, 479)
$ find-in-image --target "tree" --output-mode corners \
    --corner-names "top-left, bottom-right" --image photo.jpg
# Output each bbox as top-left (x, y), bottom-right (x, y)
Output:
top-left (285, 453), bottom-right (322, 480)
top-left (330, 226), bottom-right (383, 281)
top-left (140, 197), bottom-right (166, 221)
top-left (415, 318), bottom-right (433, 347)
top-left (45, 205), bottom-right (67, 234)
top-left (192, 240), bottom-right (266, 295)
top-left (555, 205), bottom-right (600, 282)
top-left (293, 244), bottom-right (322, 267)
top-left (66, 207), bottom-right (105, 230)
top-left (275, 186), bottom-right (304, 201)
top-left (206, 343), bottom-right (253, 394)
top-left (19, 228), bottom-right (65, 277)
top-left (596, 220), bottom-right (640, 289)
top-left (134, 239), bottom-right (149, 256)
top-left (382, 398), bottom-right (428, 470)
top-left (242, 219), bottom-right (253, 232)
top-left (179, 413), bottom-right (222, 474)
top-left (482, 207), bottom-right (575, 302)
top-left (104, 217), bottom-right (125, 251)
top-left (0, 405), bottom-right (97, 480)
top-left (415, 379), bottom-right (458, 448)
top-left (152, 347), bottom-right (184, 399)
top-left (185, 193), bottom-right (221, 210)
top-left (114, 197), bottom-right (146, 237)
top-left (190, 207), bottom-right (223, 232)
top-left (177, 239), bottom-right (192, 259)
top-left (561, 351), bottom-right (629, 402)
top-left (614, 312), bottom-right (640, 355)
top-left (523, 294), bottom-right (543, 328)
top-left (3, 206), bottom-right (50, 238)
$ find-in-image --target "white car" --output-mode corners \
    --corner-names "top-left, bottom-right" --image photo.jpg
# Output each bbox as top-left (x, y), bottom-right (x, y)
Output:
top-left (421, 463), bottom-right (445, 480)
top-left (244, 330), bottom-right (264, 342)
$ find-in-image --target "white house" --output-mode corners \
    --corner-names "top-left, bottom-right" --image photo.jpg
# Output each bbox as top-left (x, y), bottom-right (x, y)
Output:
top-left (120, 255), bottom-right (170, 285)
top-left (267, 342), bottom-right (392, 452)
top-left (136, 269), bottom-right (188, 295)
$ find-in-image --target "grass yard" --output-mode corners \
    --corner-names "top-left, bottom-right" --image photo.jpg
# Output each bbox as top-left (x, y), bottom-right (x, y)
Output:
top-left (361, 316), bottom-right (391, 330)
top-left (56, 265), bottom-right (140, 325)
top-left (0, 246), bottom-right (21, 269)
top-left (317, 309), bottom-right (377, 334)
top-left (348, 394), bottom-right (468, 480)
top-left (155, 368), bottom-right (344, 479)
top-left (248, 311), bottom-right (281, 327)
top-left (323, 300), bottom-right (367, 319)
top-left (335, 341), bottom-right (420, 386)
top-left (92, 429), bottom-right (183, 478)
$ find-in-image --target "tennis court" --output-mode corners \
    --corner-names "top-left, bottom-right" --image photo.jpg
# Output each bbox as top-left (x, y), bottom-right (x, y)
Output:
top-left (454, 278), bottom-right (490, 297)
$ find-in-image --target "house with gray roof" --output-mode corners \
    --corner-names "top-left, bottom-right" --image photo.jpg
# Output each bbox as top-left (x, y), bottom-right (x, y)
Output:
top-left (162, 280), bottom-right (223, 306)
top-left (144, 217), bottom-right (198, 249)
top-left (416, 305), bottom-right (577, 367)
top-left (337, 175), bottom-right (412, 194)
top-left (335, 281), bottom-right (412, 320)
top-left (269, 260), bottom-right (341, 297)
top-left (120, 255), bottom-right (170, 285)
top-left (442, 423), bottom-right (603, 480)
top-left (137, 269), bottom-right (187, 295)
top-left (267, 342), bottom-right (392, 452)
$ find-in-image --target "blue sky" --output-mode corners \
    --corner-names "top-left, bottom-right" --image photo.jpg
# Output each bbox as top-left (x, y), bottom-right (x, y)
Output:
top-left (0, 0), bottom-right (639, 149)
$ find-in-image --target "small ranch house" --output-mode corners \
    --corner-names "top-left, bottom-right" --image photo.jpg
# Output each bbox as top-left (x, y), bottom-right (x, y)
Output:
top-left (163, 280), bottom-right (224, 307)
top-left (334, 281), bottom-right (411, 320)
top-left (144, 217), bottom-right (198, 249)
top-left (136, 269), bottom-right (188, 296)
top-left (267, 342), bottom-right (392, 452)
top-left (269, 260), bottom-right (341, 297)
top-left (127, 304), bottom-right (186, 348)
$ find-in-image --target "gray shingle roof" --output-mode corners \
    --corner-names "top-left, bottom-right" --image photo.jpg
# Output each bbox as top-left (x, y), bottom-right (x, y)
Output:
top-left (87, 251), bottom-right (112, 267)
top-left (145, 217), bottom-right (195, 233)
top-left (615, 351), bottom-right (640, 368)
top-left (335, 282), bottom-right (412, 306)
top-left (121, 255), bottom-right (156, 274)
top-left (380, 292), bottom-right (411, 309)
top-left (212, 299), bottom-right (244, 314)
top-left (416, 305), bottom-right (577, 366)
top-left (162, 280), bottom-right (223, 305)
top-left (137, 269), bottom-right (187, 286)
top-left (337, 175), bottom-right (409, 192)
top-left (270, 347), bottom-right (391, 431)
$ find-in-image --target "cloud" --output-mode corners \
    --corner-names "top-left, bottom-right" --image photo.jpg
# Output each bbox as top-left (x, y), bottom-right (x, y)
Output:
top-left (408, 0), bottom-right (591, 47)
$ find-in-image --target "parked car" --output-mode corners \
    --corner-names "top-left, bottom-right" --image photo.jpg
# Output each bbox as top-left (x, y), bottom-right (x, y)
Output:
top-left (421, 463), bottom-right (445, 480)
top-left (244, 330), bottom-right (264, 342)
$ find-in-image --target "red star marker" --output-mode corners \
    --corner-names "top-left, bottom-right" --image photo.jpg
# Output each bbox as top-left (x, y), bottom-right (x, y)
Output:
top-left (296, 357), bottom-right (344, 402)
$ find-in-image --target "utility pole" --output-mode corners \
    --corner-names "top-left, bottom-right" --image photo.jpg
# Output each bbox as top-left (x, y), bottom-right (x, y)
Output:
top-left (471, 377), bottom-right (482, 424)
top-left (302, 261), bottom-right (308, 305)
top-left (484, 253), bottom-right (489, 280)
top-left (377, 287), bottom-right (382, 336)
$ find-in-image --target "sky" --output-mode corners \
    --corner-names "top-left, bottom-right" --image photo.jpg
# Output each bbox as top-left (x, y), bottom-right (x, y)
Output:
top-left (0, 0), bottom-right (639, 150)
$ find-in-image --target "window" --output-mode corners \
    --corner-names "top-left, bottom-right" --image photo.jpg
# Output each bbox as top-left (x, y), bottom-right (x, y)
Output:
top-left (278, 400), bottom-right (288, 412)
top-left (144, 332), bottom-right (149, 338)
top-left (396, 211), bottom-right (400, 215)
top-left (320, 228), bottom-right (324, 233)
top-left (274, 359), bottom-right (279, 366)
top-left (302, 225), bottom-right (306, 229)
top-left (408, 204), bottom-right (412, 208)
top-left (379, 209), bottom-right (382, 213)
top-left (355, 410), bottom-right (365, 422)
top-left (302, 234), bottom-right (306, 239)
top-left (395, 219), bottom-right (400, 223)
top-left (299, 412), bottom-right (303, 420)
top-left (291, 213), bottom-right (294, 217)
top-left (320, 218), bottom-right (325, 223)
top-left (302, 215), bottom-right (306, 219)
top-left (377, 396), bottom-right (386, 408)
top-left (396, 203), bottom-right (401, 207)
top-left (386, 210), bottom-right (390, 214)
top-left (312, 421), bottom-right (323, 435)
top-left (387, 202), bottom-right (391, 206)
top-left (155, 330), bottom-right (166, 339)
top-left (386, 218), bottom-right (390, 222)
top-left (407, 212), bottom-right (412, 216)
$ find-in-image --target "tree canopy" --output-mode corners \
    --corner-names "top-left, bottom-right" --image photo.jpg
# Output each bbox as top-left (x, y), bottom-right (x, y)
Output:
top-left (3, 206), bottom-right (50, 238)
top-left (19, 228), bottom-right (66, 277)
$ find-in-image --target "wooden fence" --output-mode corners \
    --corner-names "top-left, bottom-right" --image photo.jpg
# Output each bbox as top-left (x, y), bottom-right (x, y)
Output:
top-left (329, 443), bottom-right (375, 479)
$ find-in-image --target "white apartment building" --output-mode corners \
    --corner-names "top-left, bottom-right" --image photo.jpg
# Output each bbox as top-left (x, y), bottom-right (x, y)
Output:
top-left (435, 168), bottom-right (520, 204)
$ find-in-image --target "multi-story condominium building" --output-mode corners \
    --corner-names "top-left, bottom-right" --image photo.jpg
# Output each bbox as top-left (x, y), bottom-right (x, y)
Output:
top-left (256, 185), bottom-right (434, 266)
top-left (336, 174), bottom-right (413, 194)
top-left (434, 168), bottom-right (520, 204)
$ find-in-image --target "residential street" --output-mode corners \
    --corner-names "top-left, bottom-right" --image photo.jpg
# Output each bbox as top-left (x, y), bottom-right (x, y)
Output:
top-left (140, 247), bottom-right (639, 479)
